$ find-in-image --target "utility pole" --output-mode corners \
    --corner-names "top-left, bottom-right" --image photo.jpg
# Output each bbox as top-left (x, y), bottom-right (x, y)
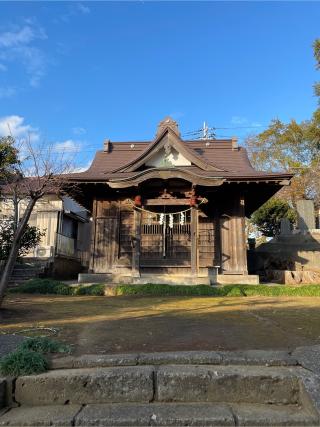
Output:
top-left (202, 121), bottom-right (209, 139)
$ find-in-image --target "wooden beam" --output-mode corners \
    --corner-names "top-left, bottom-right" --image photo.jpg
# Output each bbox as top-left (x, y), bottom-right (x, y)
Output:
top-left (191, 207), bottom-right (198, 276)
top-left (132, 209), bottom-right (141, 277)
top-left (144, 198), bottom-right (190, 206)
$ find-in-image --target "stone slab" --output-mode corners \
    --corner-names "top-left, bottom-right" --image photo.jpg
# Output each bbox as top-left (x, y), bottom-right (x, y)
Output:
top-left (265, 269), bottom-right (320, 285)
top-left (79, 273), bottom-right (259, 285)
top-left (51, 350), bottom-right (296, 371)
top-left (15, 366), bottom-right (154, 406)
top-left (297, 369), bottom-right (320, 421)
top-left (50, 353), bottom-right (138, 370)
top-left (293, 345), bottom-right (320, 376)
top-left (156, 365), bottom-right (300, 405)
top-left (216, 274), bottom-right (259, 285)
top-left (231, 403), bottom-right (318, 426)
top-left (0, 405), bottom-right (81, 426)
top-left (138, 351), bottom-right (222, 366)
top-left (219, 350), bottom-right (296, 366)
top-left (75, 402), bottom-right (234, 426)
top-left (78, 273), bottom-right (111, 284)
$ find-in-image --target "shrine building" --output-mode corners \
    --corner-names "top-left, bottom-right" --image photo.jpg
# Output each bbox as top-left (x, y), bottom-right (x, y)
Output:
top-left (67, 117), bottom-right (292, 285)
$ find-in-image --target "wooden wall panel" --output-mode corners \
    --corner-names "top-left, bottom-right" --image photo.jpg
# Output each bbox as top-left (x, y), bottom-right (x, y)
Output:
top-left (91, 199), bottom-right (135, 273)
top-left (93, 217), bottom-right (119, 273)
top-left (91, 199), bottom-right (119, 273)
top-left (220, 194), bottom-right (248, 274)
top-left (198, 212), bottom-right (216, 268)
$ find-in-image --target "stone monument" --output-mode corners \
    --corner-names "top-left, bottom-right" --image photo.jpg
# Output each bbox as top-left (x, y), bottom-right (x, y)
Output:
top-left (296, 200), bottom-right (315, 231)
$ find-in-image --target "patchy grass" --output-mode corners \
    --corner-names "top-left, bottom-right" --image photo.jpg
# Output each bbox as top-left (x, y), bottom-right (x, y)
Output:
top-left (8, 279), bottom-right (320, 298)
top-left (8, 280), bottom-right (105, 296)
top-left (19, 337), bottom-right (71, 354)
top-left (0, 349), bottom-right (48, 376)
top-left (75, 284), bottom-right (105, 296)
top-left (9, 278), bottom-right (73, 295)
top-left (115, 283), bottom-right (320, 297)
top-left (0, 337), bottom-right (71, 376)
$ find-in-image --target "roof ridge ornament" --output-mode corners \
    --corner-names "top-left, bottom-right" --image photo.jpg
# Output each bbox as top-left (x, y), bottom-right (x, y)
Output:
top-left (156, 116), bottom-right (180, 138)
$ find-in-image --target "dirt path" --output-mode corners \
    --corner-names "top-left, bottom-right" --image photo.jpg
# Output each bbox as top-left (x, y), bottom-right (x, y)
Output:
top-left (1, 294), bottom-right (320, 355)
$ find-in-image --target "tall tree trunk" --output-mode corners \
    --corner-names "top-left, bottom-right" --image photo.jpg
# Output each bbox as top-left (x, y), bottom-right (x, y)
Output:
top-left (13, 190), bottom-right (19, 231)
top-left (0, 197), bottom-right (37, 306)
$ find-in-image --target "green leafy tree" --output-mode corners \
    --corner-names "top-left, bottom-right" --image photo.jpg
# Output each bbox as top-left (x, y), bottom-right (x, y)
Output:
top-left (0, 217), bottom-right (45, 260)
top-left (314, 39), bottom-right (320, 99)
top-left (245, 39), bottom-right (320, 205)
top-left (0, 134), bottom-right (74, 306)
top-left (250, 198), bottom-right (296, 237)
top-left (0, 136), bottom-right (18, 183)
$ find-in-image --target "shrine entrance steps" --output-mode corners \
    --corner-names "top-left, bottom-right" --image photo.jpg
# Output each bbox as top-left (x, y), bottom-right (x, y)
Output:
top-left (1, 350), bottom-right (320, 426)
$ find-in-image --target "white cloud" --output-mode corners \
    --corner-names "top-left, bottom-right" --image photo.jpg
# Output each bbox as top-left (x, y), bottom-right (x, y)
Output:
top-left (72, 127), bottom-right (86, 136)
top-left (53, 140), bottom-right (81, 153)
top-left (0, 115), bottom-right (39, 142)
top-left (231, 116), bottom-right (248, 125)
top-left (0, 22), bottom-right (47, 88)
top-left (71, 160), bottom-right (92, 173)
top-left (0, 86), bottom-right (16, 98)
top-left (0, 25), bottom-right (46, 48)
top-left (55, 3), bottom-right (91, 23)
top-left (75, 3), bottom-right (90, 14)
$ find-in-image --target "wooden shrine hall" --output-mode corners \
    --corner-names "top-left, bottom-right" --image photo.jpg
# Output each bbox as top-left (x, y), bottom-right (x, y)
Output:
top-left (68, 117), bottom-right (292, 285)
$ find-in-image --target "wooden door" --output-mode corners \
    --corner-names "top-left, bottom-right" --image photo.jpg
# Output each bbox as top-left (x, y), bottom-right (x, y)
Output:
top-left (140, 210), bottom-right (191, 266)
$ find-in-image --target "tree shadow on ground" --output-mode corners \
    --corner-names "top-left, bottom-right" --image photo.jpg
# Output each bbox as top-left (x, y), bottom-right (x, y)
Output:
top-left (2, 294), bottom-right (320, 355)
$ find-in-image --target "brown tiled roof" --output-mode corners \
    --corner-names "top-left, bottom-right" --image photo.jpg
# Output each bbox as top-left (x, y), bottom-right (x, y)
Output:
top-left (67, 137), bottom-right (292, 183)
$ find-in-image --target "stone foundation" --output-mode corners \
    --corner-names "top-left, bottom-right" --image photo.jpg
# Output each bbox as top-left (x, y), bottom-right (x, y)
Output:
top-left (78, 273), bottom-right (259, 286)
top-left (264, 269), bottom-right (320, 285)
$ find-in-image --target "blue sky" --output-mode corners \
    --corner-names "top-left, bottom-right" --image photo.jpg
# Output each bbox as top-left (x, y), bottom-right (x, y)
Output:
top-left (0, 1), bottom-right (319, 169)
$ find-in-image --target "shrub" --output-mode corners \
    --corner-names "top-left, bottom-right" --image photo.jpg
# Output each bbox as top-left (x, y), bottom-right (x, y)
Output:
top-left (75, 284), bottom-right (105, 296)
top-left (250, 198), bottom-right (296, 237)
top-left (9, 278), bottom-right (73, 295)
top-left (0, 350), bottom-right (48, 376)
top-left (19, 337), bottom-right (71, 354)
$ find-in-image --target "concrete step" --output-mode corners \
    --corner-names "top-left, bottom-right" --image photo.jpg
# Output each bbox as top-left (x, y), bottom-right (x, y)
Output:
top-left (0, 402), bottom-right (318, 426)
top-left (8, 264), bottom-right (44, 286)
top-left (13, 365), bottom-right (306, 406)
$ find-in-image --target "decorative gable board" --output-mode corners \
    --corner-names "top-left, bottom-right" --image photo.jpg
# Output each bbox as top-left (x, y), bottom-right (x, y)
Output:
top-left (145, 147), bottom-right (191, 168)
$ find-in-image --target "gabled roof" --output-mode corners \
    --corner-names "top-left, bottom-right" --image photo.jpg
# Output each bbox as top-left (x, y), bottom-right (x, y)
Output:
top-left (112, 127), bottom-right (225, 173)
top-left (66, 117), bottom-right (293, 186)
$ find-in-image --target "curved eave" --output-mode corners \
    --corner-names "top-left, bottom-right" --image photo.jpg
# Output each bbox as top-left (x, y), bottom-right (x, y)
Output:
top-left (107, 167), bottom-right (226, 188)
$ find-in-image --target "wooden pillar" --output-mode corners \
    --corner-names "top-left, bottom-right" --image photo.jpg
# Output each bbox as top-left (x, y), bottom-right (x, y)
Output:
top-left (238, 194), bottom-right (248, 274)
top-left (132, 209), bottom-right (141, 277)
top-left (89, 198), bottom-right (98, 273)
top-left (191, 207), bottom-right (198, 276)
